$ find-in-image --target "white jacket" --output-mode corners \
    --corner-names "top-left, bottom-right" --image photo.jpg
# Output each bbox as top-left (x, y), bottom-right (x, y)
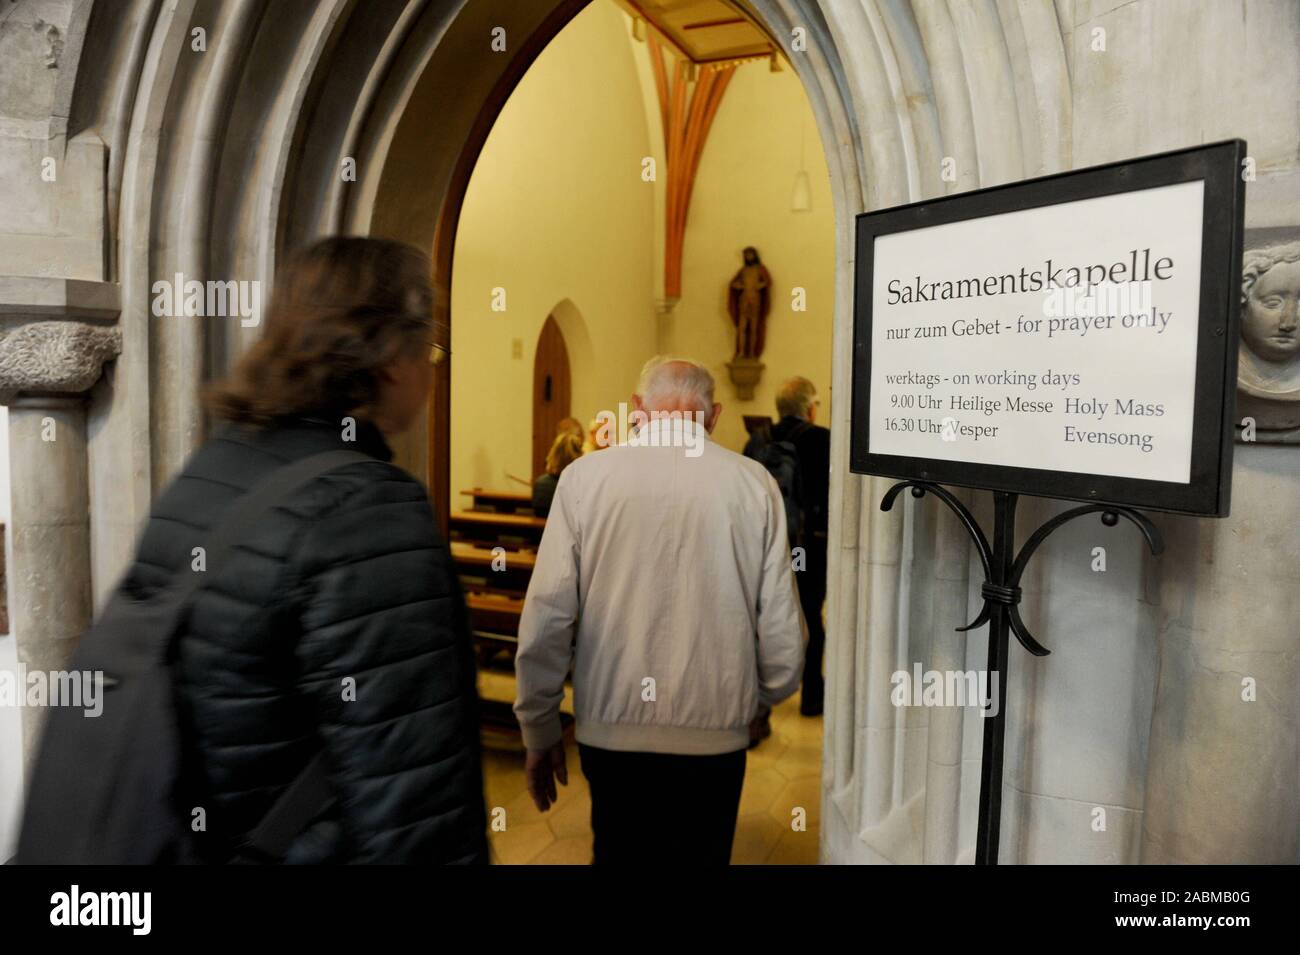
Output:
top-left (513, 416), bottom-right (806, 755)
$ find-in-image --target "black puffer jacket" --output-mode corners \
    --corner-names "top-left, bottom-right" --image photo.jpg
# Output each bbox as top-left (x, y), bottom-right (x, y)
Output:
top-left (122, 417), bottom-right (488, 864)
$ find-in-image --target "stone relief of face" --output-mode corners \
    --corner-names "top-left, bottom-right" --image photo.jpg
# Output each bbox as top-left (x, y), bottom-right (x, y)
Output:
top-left (1242, 258), bottom-right (1300, 363)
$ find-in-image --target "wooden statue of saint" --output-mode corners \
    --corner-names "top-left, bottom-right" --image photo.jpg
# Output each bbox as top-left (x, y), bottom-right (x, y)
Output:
top-left (728, 246), bottom-right (772, 359)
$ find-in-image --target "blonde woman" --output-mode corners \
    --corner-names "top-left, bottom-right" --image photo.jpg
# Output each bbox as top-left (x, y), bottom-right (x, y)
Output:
top-left (533, 433), bottom-right (584, 518)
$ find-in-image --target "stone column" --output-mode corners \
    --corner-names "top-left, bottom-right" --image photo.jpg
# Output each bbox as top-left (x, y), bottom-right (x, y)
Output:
top-left (7, 395), bottom-right (93, 761)
top-left (1141, 446), bottom-right (1300, 864)
top-left (0, 307), bottom-right (120, 768)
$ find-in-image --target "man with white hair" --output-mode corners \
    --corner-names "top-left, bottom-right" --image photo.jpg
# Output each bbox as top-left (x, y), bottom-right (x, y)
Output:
top-left (514, 356), bottom-right (806, 864)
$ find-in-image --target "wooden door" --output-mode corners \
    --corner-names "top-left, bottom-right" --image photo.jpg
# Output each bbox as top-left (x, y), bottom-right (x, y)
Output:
top-left (532, 314), bottom-right (571, 481)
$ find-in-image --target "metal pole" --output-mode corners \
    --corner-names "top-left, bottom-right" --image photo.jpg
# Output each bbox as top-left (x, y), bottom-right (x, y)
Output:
top-left (974, 491), bottom-right (1017, 865)
top-left (881, 480), bottom-right (1162, 865)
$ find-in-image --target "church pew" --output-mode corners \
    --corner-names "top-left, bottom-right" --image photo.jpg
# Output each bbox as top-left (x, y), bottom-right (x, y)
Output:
top-left (452, 542), bottom-right (534, 605)
top-left (450, 517), bottom-right (571, 749)
top-left (464, 591), bottom-right (524, 646)
top-left (448, 511), bottom-right (546, 550)
top-left (460, 487), bottom-right (534, 514)
top-left (450, 540), bottom-right (536, 573)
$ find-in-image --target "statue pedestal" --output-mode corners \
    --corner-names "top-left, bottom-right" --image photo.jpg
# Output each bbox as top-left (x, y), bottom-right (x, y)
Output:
top-left (726, 356), bottom-right (765, 400)
top-left (1236, 389), bottom-right (1300, 444)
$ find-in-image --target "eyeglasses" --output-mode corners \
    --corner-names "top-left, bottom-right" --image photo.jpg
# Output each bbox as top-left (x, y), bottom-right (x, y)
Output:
top-left (429, 342), bottom-right (450, 366)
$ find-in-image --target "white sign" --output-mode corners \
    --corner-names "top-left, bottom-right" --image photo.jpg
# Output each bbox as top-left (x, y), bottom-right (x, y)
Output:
top-left (867, 180), bottom-right (1205, 484)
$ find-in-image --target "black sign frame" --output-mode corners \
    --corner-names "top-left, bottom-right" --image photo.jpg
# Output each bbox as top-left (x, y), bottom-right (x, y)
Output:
top-left (849, 140), bottom-right (1246, 517)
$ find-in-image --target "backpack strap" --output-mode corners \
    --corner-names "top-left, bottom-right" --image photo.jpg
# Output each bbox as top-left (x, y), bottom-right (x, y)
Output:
top-left (178, 448), bottom-right (376, 862)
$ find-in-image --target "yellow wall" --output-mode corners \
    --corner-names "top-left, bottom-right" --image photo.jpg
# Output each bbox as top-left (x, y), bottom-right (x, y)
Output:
top-left (450, 1), bottom-right (835, 505)
top-left (450, 1), bottom-right (657, 505)
top-left (663, 60), bottom-right (836, 452)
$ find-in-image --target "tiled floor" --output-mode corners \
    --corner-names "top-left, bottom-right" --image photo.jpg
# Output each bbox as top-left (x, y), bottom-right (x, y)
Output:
top-left (479, 668), bottom-right (822, 864)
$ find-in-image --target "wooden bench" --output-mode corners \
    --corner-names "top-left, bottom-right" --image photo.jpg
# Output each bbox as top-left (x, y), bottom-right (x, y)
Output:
top-left (448, 519), bottom-right (575, 751)
top-left (464, 591), bottom-right (524, 640)
top-left (450, 541), bottom-right (536, 573)
top-left (448, 511), bottom-right (546, 550)
top-left (460, 487), bottom-right (534, 514)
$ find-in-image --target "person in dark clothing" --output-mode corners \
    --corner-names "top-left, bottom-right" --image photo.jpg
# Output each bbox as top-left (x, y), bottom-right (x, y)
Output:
top-left (747, 376), bottom-right (830, 717)
top-left (120, 237), bottom-right (488, 863)
top-left (531, 432), bottom-right (583, 517)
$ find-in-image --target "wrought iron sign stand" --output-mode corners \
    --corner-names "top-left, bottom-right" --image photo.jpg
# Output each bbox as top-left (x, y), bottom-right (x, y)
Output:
top-left (879, 481), bottom-right (1164, 865)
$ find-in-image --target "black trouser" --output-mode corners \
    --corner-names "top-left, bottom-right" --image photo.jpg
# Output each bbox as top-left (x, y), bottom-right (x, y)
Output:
top-left (797, 536), bottom-right (827, 709)
top-left (577, 744), bottom-right (747, 865)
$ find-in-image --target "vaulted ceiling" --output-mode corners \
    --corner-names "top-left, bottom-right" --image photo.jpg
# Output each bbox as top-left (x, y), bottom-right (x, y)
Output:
top-left (615, 0), bottom-right (777, 66)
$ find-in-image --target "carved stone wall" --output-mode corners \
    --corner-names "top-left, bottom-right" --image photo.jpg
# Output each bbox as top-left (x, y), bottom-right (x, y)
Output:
top-left (0, 320), bottom-right (120, 403)
top-left (778, 0), bottom-right (1300, 865)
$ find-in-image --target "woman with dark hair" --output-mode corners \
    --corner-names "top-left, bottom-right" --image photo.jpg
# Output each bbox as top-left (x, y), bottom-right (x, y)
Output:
top-left (123, 236), bottom-right (488, 863)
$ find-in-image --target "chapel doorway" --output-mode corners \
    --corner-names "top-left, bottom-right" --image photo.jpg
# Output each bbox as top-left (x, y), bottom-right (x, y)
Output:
top-left (532, 315), bottom-right (572, 480)
top-left (438, 0), bottom-right (833, 865)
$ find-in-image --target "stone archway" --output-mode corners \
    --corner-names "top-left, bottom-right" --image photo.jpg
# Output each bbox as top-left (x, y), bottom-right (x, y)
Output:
top-left (0, 0), bottom-right (1084, 854)
top-left (1, 0), bottom-right (868, 779)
